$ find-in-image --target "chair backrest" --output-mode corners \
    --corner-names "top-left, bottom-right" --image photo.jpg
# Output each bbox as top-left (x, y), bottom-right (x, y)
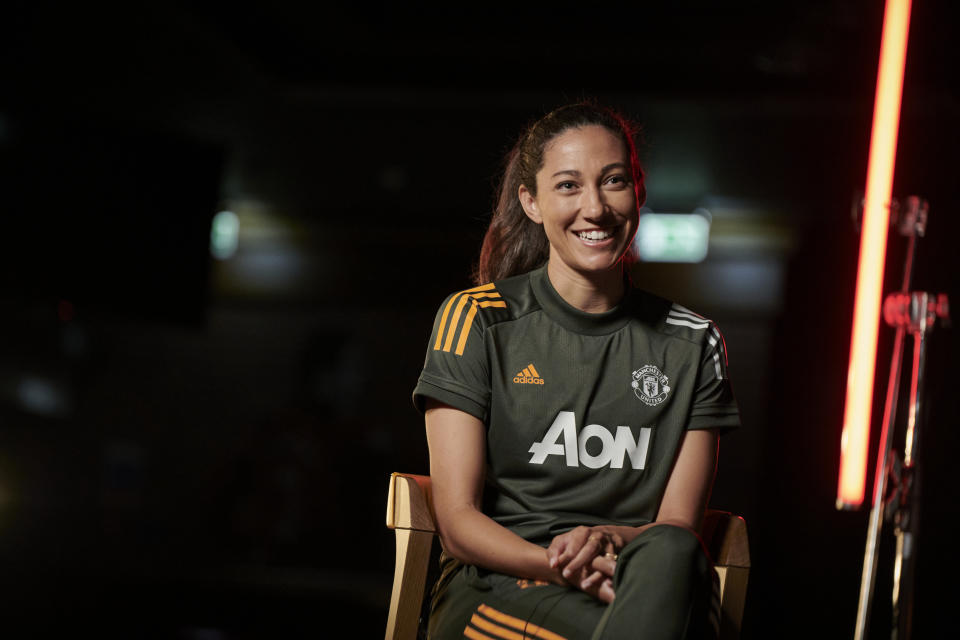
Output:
top-left (385, 472), bottom-right (750, 640)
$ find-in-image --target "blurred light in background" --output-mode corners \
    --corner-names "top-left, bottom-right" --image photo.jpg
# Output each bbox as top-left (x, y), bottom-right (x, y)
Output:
top-left (837, 0), bottom-right (913, 510)
top-left (210, 210), bottom-right (240, 260)
top-left (15, 375), bottom-right (72, 418)
top-left (631, 195), bottom-right (796, 316)
top-left (634, 208), bottom-right (711, 263)
top-left (209, 199), bottom-right (317, 299)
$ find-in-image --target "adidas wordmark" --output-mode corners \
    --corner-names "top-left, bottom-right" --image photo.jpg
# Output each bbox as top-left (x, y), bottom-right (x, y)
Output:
top-left (513, 363), bottom-right (545, 385)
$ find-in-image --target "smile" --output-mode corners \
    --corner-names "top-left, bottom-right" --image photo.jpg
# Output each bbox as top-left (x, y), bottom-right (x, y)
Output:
top-left (576, 229), bottom-right (616, 241)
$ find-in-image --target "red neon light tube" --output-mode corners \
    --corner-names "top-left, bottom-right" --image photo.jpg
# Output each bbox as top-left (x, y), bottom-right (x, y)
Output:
top-left (837, 0), bottom-right (913, 510)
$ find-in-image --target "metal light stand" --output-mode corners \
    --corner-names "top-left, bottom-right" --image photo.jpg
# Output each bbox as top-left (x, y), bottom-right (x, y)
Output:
top-left (853, 196), bottom-right (950, 640)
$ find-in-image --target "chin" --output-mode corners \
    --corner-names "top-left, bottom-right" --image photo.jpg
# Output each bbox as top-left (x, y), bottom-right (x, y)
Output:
top-left (574, 258), bottom-right (624, 276)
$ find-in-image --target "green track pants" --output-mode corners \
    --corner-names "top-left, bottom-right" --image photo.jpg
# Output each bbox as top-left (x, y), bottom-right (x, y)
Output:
top-left (428, 524), bottom-right (719, 640)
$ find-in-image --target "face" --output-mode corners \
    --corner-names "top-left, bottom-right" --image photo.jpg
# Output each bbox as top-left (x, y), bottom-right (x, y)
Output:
top-left (519, 125), bottom-right (639, 279)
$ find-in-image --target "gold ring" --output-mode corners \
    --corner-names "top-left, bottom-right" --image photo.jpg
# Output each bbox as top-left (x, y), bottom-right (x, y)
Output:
top-left (604, 552), bottom-right (618, 561)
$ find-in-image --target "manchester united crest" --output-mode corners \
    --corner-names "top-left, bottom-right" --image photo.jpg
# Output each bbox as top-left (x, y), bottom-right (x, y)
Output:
top-left (632, 365), bottom-right (671, 406)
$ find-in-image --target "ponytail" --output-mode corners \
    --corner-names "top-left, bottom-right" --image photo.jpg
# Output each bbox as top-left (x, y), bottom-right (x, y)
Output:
top-left (473, 147), bottom-right (550, 284)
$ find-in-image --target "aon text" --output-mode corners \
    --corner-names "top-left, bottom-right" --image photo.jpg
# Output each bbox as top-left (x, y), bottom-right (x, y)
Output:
top-left (528, 411), bottom-right (651, 470)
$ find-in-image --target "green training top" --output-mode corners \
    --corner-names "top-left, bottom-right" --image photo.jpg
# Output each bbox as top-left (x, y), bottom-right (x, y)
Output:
top-left (413, 265), bottom-right (740, 545)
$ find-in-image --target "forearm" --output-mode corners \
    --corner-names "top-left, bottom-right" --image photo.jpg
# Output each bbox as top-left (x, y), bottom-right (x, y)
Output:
top-left (591, 516), bottom-right (701, 549)
top-left (425, 401), bottom-right (564, 584)
top-left (438, 503), bottom-right (564, 584)
top-left (590, 523), bottom-right (656, 547)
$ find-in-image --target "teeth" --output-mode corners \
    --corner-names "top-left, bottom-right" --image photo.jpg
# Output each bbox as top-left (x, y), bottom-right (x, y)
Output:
top-left (578, 229), bottom-right (613, 241)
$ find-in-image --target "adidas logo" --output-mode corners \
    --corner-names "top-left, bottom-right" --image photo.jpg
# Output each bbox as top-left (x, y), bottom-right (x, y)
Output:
top-left (513, 364), bottom-right (545, 385)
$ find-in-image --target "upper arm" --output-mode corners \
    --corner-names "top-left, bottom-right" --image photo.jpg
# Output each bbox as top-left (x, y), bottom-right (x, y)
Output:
top-left (657, 320), bottom-right (737, 530)
top-left (413, 291), bottom-right (493, 420)
top-left (655, 428), bottom-right (719, 532)
top-left (423, 399), bottom-right (563, 581)
top-left (414, 290), bottom-right (495, 544)
top-left (424, 399), bottom-right (487, 532)
top-left (688, 322), bottom-right (740, 432)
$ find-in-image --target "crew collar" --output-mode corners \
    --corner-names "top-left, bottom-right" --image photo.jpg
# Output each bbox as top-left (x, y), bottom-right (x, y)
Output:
top-left (530, 265), bottom-right (633, 335)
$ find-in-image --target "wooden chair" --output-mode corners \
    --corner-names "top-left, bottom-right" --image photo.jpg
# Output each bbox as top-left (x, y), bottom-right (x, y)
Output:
top-left (385, 472), bottom-right (750, 640)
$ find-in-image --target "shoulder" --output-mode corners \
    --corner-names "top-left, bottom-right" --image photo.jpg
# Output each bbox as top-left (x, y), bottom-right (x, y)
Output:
top-left (629, 290), bottom-right (725, 348)
top-left (434, 271), bottom-right (542, 329)
top-left (427, 272), bottom-right (542, 357)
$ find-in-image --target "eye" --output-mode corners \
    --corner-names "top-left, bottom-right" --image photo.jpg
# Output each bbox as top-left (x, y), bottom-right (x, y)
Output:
top-left (604, 174), bottom-right (630, 189)
top-left (555, 181), bottom-right (578, 192)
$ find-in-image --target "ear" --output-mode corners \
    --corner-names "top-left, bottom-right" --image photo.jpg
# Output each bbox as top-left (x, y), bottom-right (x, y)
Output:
top-left (518, 184), bottom-right (542, 224)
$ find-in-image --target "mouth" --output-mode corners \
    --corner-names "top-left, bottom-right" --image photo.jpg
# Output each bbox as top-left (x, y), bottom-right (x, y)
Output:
top-left (575, 227), bottom-right (618, 243)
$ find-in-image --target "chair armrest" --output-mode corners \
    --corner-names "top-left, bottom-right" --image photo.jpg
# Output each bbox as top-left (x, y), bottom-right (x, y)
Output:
top-left (385, 473), bottom-right (437, 640)
top-left (703, 509), bottom-right (750, 568)
top-left (386, 473), bottom-right (436, 533)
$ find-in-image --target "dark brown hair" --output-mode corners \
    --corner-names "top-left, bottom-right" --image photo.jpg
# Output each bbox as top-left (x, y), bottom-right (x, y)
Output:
top-left (473, 101), bottom-right (645, 285)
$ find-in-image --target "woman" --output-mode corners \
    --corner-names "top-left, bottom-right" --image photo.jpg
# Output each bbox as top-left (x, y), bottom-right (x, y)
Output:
top-left (412, 102), bottom-right (740, 639)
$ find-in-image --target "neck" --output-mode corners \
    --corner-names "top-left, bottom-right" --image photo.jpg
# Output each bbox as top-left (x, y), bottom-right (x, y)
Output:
top-left (545, 260), bottom-right (626, 313)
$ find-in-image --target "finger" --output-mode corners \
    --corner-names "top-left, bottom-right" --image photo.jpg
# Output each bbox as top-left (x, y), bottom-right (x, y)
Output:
top-left (562, 535), bottom-right (605, 578)
top-left (546, 546), bottom-right (558, 569)
top-left (598, 578), bottom-right (616, 604)
top-left (555, 542), bottom-right (580, 569)
top-left (546, 539), bottom-right (564, 568)
top-left (590, 553), bottom-right (617, 577)
top-left (562, 538), bottom-right (599, 577)
top-left (610, 533), bottom-right (626, 551)
top-left (580, 570), bottom-right (604, 591)
top-left (548, 531), bottom-right (578, 567)
top-left (555, 529), bottom-right (592, 568)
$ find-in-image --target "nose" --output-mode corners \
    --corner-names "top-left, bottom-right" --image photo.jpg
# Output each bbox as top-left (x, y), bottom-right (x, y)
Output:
top-left (583, 185), bottom-right (608, 220)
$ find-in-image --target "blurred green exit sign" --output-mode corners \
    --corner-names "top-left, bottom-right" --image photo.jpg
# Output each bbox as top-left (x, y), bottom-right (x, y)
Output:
top-left (634, 209), bottom-right (711, 263)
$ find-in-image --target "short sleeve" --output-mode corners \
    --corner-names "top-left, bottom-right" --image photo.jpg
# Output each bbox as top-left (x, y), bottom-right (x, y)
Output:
top-left (412, 291), bottom-right (492, 421)
top-left (687, 322), bottom-right (740, 432)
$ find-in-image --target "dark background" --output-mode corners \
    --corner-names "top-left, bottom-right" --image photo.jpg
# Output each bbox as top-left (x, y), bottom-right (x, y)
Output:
top-left (1, 2), bottom-right (958, 638)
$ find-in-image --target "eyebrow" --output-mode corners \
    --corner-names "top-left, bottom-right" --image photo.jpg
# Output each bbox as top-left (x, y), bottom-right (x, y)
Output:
top-left (551, 162), bottom-right (628, 178)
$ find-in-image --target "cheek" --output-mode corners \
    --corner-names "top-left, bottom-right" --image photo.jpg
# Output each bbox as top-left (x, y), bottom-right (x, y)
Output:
top-left (539, 210), bottom-right (575, 246)
top-left (543, 198), bottom-right (579, 223)
top-left (542, 218), bottom-right (569, 242)
top-left (615, 189), bottom-right (639, 210)
top-left (544, 216), bottom-right (576, 243)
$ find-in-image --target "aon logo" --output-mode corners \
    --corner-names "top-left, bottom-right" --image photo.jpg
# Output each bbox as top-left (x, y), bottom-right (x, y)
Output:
top-left (528, 411), bottom-right (652, 470)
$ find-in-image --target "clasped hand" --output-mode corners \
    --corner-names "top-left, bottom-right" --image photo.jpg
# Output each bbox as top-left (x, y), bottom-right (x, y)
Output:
top-left (546, 526), bottom-right (624, 603)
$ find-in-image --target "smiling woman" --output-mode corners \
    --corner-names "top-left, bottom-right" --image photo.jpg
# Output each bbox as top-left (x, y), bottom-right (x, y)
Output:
top-left (518, 125), bottom-right (640, 313)
top-left (474, 104), bottom-right (645, 291)
top-left (412, 102), bottom-right (740, 639)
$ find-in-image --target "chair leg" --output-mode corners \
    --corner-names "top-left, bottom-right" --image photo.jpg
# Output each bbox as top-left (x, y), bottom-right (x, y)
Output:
top-left (385, 528), bottom-right (434, 640)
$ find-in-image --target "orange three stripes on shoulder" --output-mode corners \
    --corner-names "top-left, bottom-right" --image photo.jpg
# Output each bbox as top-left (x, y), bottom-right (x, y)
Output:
top-left (433, 283), bottom-right (506, 356)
